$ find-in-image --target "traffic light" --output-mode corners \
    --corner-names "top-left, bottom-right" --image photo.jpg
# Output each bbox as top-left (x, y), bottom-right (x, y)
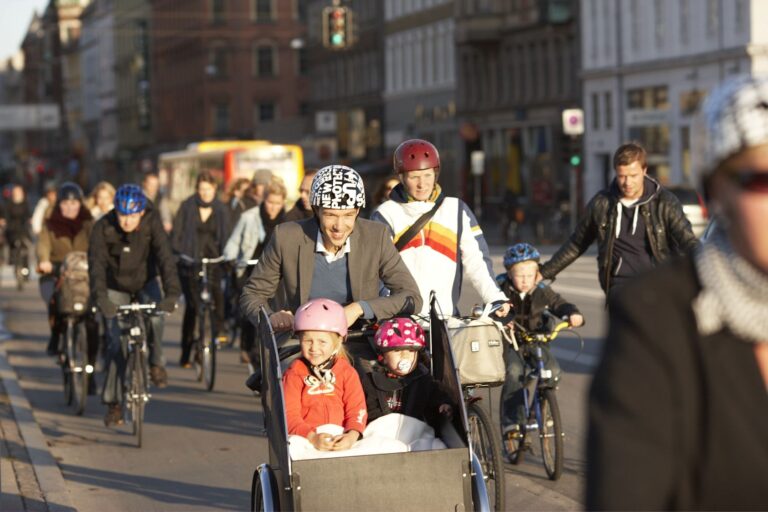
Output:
top-left (323, 6), bottom-right (351, 50)
top-left (564, 135), bottom-right (582, 168)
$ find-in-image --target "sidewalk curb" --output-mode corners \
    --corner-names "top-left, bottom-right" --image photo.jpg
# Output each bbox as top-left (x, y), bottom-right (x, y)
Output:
top-left (0, 311), bottom-right (75, 512)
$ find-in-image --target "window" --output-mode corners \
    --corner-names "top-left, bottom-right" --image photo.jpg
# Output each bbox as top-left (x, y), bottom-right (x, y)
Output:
top-left (706, 0), bottom-right (719, 38)
top-left (253, 0), bottom-right (274, 21)
top-left (213, 103), bottom-right (229, 135)
top-left (592, 92), bottom-right (600, 130)
top-left (299, 101), bottom-right (309, 117)
top-left (211, 0), bottom-right (225, 23)
top-left (626, 86), bottom-right (669, 110)
top-left (297, 47), bottom-right (308, 76)
top-left (604, 91), bottom-right (612, 129)
top-left (254, 44), bottom-right (276, 77)
top-left (653, 0), bottom-right (664, 49)
top-left (255, 102), bottom-right (276, 122)
top-left (208, 44), bottom-right (228, 78)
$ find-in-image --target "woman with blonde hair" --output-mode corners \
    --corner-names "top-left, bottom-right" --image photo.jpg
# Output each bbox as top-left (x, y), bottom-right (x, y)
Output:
top-left (89, 181), bottom-right (116, 220)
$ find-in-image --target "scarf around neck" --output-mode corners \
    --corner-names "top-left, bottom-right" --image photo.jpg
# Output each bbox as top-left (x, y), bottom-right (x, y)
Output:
top-left (692, 224), bottom-right (768, 344)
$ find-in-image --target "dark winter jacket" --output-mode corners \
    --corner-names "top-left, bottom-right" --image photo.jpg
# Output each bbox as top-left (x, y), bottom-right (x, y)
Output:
top-left (496, 275), bottom-right (580, 332)
top-left (171, 195), bottom-right (231, 262)
top-left (3, 201), bottom-right (31, 243)
top-left (360, 360), bottom-right (453, 429)
top-left (587, 254), bottom-right (768, 510)
top-left (88, 205), bottom-right (181, 302)
top-left (283, 200), bottom-right (312, 223)
top-left (540, 176), bottom-right (698, 292)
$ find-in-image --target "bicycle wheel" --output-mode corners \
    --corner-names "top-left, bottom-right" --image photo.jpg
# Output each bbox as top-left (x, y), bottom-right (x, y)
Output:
top-left (62, 322), bottom-right (74, 406)
top-left (71, 320), bottom-right (89, 416)
top-left (202, 308), bottom-right (217, 391)
top-left (539, 388), bottom-right (564, 480)
top-left (467, 401), bottom-right (506, 512)
top-left (125, 349), bottom-right (147, 448)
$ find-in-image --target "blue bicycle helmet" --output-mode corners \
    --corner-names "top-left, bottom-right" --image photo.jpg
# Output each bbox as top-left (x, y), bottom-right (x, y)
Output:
top-left (503, 243), bottom-right (541, 269)
top-left (114, 184), bottom-right (147, 215)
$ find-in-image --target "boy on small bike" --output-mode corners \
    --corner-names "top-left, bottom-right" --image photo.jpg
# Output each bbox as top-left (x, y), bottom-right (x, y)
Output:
top-left (497, 243), bottom-right (583, 448)
top-left (89, 184), bottom-right (181, 426)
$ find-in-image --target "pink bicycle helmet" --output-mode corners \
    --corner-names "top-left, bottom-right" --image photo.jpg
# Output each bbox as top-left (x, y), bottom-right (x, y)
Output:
top-left (374, 318), bottom-right (425, 352)
top-left (293, 299), bottom-right (348, 337)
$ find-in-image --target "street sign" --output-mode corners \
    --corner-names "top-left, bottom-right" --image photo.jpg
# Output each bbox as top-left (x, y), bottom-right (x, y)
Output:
top-left (562, 108), bottom-right (584, 136)
top-left (0, 104), bottom-right (60, 131)
top-left (315, 111), bottom-right (337, 133)
top-left (471, 150), bottom-right (485, 176)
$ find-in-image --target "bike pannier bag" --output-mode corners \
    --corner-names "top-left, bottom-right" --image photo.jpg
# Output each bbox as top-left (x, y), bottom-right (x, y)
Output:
top-left (445, 317), bottom-right (506, 386)
top-left (56, 251), bottom-right (90, 315)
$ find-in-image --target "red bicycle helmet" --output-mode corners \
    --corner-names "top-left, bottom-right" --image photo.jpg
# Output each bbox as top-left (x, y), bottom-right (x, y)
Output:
top-left (393, 139), bottom-right (440, 173)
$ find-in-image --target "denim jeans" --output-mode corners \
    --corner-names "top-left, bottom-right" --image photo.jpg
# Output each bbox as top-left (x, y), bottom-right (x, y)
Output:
top-left (499, 341), bottom-right (561, 433)
top-left (101, 281), bottom-right (166, 405)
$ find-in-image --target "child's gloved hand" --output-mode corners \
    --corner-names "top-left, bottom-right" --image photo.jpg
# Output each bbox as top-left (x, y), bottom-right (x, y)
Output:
top-left (308, 431), bottom-right (336, 451)
top-left (569, 314), bottom-right (584, 328)
top-left (439, 404), bottom-right (453, 417)
top-left (331, 431), bottom-right (360, 451)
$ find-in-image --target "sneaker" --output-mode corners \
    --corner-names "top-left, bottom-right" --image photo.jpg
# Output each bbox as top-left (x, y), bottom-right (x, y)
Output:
top-left (150, 366), bottom-right (168, 388)
top-left (103, 404), bottom-right (124, 427)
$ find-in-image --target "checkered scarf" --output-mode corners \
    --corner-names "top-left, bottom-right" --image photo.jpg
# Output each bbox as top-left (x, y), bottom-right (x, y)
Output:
top-left (693, 224), bottom-right (768, 343)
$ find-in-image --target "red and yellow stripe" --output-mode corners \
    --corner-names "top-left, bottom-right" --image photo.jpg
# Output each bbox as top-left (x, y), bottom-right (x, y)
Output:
top-left (394, 221), bottom-right (458, 262)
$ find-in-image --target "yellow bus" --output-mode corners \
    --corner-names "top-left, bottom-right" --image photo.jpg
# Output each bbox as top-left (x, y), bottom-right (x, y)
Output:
top-left (158, 142), bottom-right (304, 214)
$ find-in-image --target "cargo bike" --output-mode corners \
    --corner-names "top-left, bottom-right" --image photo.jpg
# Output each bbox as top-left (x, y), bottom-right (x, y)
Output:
top-left (249, 296), bottom-right (501, 511)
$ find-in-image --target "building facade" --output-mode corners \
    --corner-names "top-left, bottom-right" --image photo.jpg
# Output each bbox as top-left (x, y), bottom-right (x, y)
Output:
top-left (383, 0), bottom-right (459, 196)
top-left (581, 0), bottom-right (768, 198)
top-left (0, 53), bottom-right (26, 180)
top-left (151, 0), bottom-right (309, 148)
top-left (306, 0), bottom-right (385, 166)
top-left (455, 0), bottom-right (580, 232)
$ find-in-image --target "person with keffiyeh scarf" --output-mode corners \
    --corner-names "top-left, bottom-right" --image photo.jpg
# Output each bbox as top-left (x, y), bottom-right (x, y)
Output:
top-left (587, 75), bottom-right (768, 510)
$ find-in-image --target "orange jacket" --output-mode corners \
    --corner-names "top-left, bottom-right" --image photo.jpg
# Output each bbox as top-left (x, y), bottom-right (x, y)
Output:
top-left (283, 357), bottom-right (367, 438)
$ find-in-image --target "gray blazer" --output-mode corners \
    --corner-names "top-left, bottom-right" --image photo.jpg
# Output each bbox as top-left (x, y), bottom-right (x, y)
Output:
top-left (240, 217), bottom-right (422, 323)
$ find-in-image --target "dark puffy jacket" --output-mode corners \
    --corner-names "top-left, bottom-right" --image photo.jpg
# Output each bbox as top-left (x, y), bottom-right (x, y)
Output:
top-left (88, 205), bottom-right (181, 302)
top-left (540, 177), bottom-right (698, 292)
top-left (496, 275), bottom-right (580, 331)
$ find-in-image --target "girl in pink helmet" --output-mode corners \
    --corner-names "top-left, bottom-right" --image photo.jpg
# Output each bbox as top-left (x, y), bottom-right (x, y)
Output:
top-left (361, 317), bottom-right (453, 429)
top-left (283, 298), bottom-right (367, 455)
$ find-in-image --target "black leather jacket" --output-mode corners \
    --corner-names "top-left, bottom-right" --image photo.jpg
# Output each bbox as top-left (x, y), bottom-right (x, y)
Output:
top-left (540, 177), bottom-right (699, 292)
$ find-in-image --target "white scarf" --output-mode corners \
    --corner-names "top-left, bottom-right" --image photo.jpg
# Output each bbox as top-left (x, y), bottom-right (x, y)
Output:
top-left (693, 224), bottom-right (768, 343)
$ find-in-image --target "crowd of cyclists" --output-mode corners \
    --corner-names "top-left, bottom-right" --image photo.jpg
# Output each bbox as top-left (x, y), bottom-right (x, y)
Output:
top-left (0, 74), bottom-right (765, 510)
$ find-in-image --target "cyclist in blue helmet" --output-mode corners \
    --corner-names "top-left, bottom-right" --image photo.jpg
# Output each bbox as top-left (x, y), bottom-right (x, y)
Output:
top-left (497, 242), bottom-right (583, 459)
top-left (89, 184), bottom-right (181, 426)
top-left (114, 184), bottom-right (147, 215)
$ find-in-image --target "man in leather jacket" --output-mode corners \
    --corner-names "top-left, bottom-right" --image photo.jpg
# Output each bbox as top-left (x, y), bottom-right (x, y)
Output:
top-left (539, 142), bottom-right (698, 295)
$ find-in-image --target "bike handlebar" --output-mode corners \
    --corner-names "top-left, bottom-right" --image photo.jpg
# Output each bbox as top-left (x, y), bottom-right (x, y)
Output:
top-left (179, 254), bottom-right (226, 265)
top-left (116, 303), bottom-right (158, 316)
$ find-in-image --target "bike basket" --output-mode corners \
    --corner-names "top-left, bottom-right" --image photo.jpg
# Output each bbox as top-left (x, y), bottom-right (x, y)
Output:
top-left (445, 317), bottom-right (506, 386)
top-left (56, 251), bottom-right (90, 315)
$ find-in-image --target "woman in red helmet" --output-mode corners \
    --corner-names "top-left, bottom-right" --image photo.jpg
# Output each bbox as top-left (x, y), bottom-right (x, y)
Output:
top-left (372, 139), bottom-right (509, 319)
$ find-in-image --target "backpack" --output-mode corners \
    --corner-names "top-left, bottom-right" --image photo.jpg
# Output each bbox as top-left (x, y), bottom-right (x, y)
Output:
top-left (56, 251), bottom-right (90, 315)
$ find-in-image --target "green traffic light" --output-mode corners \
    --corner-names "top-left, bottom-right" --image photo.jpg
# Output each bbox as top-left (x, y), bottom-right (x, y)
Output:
top-left (570, 155), bottom-right (581, 166)
top-left (331, 33), bottom-right (345, 47)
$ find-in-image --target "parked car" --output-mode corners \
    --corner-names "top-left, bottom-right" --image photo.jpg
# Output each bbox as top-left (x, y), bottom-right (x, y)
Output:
top-left (668, 186), bottom-right (709, 238)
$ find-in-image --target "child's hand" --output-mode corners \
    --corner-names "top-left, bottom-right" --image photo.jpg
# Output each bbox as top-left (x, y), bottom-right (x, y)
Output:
top-left (439, 404), bottom-right (453, 416)
top-left (569, 314), bottom-right (584, 328)
top-left (331, 431), bottom-right (360, 451)
top-left (308, 431), bottom-right (336, 451)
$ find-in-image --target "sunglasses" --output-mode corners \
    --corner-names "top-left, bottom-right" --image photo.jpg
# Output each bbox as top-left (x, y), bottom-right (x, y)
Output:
top-left (723, 170), bottom-right (768, 193)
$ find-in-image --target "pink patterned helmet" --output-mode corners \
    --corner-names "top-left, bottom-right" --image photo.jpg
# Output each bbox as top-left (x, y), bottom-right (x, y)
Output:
top-left (374, 318), bottom-right (425, 352)
top-left (293, 299), bottom-right (348, 337)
